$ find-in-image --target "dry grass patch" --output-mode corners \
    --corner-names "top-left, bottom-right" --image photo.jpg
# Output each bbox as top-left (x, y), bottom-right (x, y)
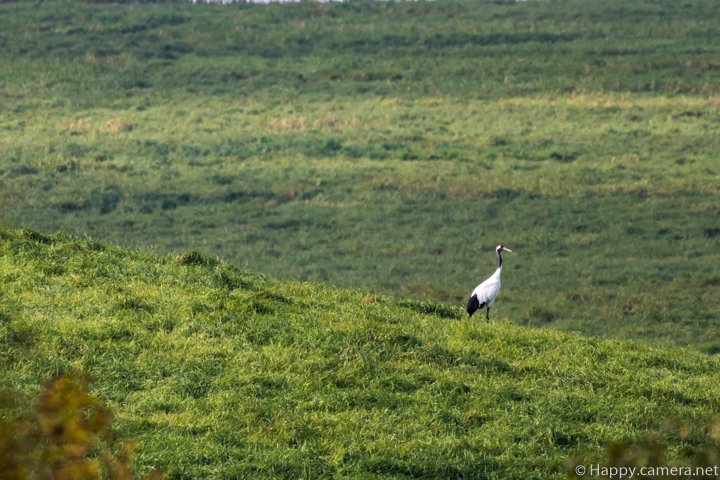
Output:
top-left (268, 115), bottom-right (361, 131)
top-left (103, 118), bottom-right (134, 134)
top-left (60, 119), bottom-right (91, 135)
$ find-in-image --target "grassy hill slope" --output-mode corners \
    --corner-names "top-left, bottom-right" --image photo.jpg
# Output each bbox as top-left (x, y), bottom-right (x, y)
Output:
top-left (2, 227), bottom-right (720, 479)
top-left (1, 0), bottom-right (719, 349)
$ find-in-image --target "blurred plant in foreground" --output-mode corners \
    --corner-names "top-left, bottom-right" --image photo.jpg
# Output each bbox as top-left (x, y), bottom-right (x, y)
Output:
top-left (571, 418), bottom-right (720, 479)
top-left (0, 374), bottom-right (160, 480)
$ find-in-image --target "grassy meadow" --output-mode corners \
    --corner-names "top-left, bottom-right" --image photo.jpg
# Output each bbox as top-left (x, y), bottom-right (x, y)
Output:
top-left (1, 2), bottom-right (720, 476)
top-left (3, 227), bottom-right (720, 479)
top-left (1, 0), bottom-right (719, 349)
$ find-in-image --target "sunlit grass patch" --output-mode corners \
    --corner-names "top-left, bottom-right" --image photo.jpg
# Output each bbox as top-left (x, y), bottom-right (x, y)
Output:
top-left (2, 227), bottom-right (720, 478)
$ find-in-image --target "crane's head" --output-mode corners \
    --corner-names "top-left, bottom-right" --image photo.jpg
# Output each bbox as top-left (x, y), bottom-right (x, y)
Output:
top-left (496, 244), bottom-right (512, 253)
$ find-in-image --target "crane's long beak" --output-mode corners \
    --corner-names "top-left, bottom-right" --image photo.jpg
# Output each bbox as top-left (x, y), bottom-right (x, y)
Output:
top-left (503, 247), bottom-right (513, 253)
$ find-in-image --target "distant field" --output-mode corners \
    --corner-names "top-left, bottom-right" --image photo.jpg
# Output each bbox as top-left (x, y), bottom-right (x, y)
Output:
top-left (1, 0), bottom-right (719, 348)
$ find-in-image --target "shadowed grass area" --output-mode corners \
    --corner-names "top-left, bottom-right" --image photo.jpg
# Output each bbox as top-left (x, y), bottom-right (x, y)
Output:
top-left (2, 227), bottom-right (720, 479)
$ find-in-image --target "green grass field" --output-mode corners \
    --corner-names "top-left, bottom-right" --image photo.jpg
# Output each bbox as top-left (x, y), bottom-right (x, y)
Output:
top-left (1, 0), bottom-right (719, 348)
top-left (2, 227), bottom-right (720, 479)
top-left (1, 2), bottom-right (720, 476)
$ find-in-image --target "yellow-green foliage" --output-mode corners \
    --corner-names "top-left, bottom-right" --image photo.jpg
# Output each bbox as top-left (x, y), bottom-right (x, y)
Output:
top-left (0, 373), bottom-right (156, 480)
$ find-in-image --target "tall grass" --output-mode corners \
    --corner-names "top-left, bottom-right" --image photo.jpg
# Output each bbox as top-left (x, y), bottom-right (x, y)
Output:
top-left (2, 227), bottom-right (720, 479)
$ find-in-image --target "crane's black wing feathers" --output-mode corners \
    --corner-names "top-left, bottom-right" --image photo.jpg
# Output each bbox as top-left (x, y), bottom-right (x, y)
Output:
top-left (467, 294), bottom-right (486, 317)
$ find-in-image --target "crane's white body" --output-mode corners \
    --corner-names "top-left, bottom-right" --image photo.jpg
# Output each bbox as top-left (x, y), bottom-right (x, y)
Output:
top-left (467, 245), bottom-right (511, 319)
top-left (470, 267), bottom-right (502, 310)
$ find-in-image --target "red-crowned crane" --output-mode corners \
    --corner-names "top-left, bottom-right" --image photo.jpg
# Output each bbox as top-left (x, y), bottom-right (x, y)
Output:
top-left (467, 244), bottom-right (513, 320)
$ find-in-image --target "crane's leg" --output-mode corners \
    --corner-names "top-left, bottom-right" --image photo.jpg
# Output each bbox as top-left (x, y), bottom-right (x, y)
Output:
top-left (486, 307), bottom-right (490, 320)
